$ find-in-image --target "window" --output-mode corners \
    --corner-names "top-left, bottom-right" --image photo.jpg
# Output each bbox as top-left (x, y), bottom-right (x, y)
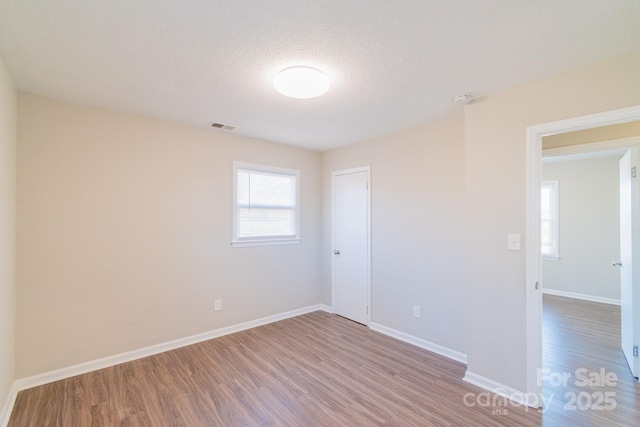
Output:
top-left (541, 181), bottom-right (559, 259)
top-left (232, 162), bottom-right (300, 247)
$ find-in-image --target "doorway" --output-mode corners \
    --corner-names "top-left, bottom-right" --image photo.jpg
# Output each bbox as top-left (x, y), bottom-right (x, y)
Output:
top-left (332, 166), bottom-right (371, 325)
top-left (525, 105), bottom-right (640, 401)
top-left (539, 141), bottom-right (637, 421)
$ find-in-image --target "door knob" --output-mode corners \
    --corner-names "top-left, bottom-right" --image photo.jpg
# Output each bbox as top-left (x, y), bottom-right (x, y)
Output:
top-left (612, 261), bottom-right (622, 267)
top-left (334, 249), bottom-right (340, 255)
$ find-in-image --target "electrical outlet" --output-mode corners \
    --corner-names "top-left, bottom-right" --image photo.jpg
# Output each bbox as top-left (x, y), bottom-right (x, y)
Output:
top-left (214, 299), bottom-right (222, 311)
top-left (413, 305), bottom-right (421, 319)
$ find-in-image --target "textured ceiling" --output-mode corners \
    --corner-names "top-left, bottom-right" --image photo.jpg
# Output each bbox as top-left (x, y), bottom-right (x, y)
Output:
top-left (1, 1), bottom-right (639, 151)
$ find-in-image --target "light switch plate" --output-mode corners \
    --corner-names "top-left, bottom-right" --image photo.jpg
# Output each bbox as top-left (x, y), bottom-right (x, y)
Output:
top-left (508, 233), bottom-right (521, 251)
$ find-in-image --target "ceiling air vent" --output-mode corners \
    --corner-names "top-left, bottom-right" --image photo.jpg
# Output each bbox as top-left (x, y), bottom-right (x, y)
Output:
top-left (209, 122), bottom-right (236, 131)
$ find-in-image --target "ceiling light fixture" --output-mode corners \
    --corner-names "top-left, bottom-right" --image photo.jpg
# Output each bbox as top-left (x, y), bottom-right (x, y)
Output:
top-left (274, 66), bottom-right (329, 99)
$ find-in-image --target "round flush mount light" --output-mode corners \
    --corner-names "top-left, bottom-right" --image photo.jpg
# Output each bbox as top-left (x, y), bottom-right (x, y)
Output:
top-left (274, 66), bottom-right (329, 99)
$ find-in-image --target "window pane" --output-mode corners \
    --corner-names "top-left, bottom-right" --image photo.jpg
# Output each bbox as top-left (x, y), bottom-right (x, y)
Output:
top-left (238, 207), bottom-right (295, 237)
top-left (237, 169), bottom-right (295, 207)
top-left (237, 170), bottom-right (250, 205)
top-left (234, 163), bottom-right (300, 243)
top-left (540, 181), bottom-right (558, 257)
top-left (540, 187), bottom-right (551, 221)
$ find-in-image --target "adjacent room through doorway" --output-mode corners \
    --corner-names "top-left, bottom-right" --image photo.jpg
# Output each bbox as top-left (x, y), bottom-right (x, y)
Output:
top-left (538, 125), bottom-right (640, 423)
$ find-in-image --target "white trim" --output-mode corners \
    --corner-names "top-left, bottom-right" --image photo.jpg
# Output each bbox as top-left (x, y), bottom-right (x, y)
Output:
top-left (318, 304), bottom-right (333, 313)
top-left (12, 304), bottom-right (325, 393)
top-left (542, 148), bottom-right (628, 163)
top-left (231, 238), bottom-right (300, 248)
top-left (331, 166), bottom-right (372, 325)
top-left (525, 122), bottom-right (543, 402)
top-left (370, 322), bottom-right (467, 364)
top-left (463, 371), bottom-right (540, 408)
top-left (0, 384), bottom-right (18, 427)
top-left (542, 288), bottom-right (621, 306)
top-left (526, 104), bottom-right (640, 399)
top-left (529, 106), bottom-right (640, 137)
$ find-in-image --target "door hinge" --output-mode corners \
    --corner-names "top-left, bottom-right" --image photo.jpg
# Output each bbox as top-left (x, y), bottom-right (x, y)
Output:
top-left (366, 305), bottom-right (369, 315)
top-left (366, 182), bottom-right (369, 190)
top-left (632, 167), bottom-right (637, 178)
top-left (634, 346), bottom-right (638, 357)
top-left (535, 281), bottom-right (539, 290)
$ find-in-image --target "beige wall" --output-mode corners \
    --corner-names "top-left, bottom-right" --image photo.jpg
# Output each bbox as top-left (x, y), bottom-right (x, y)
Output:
top-left (321, 115), bottom-right (467, 354)
top-left (465, 50), bottom-right (640, 392)
top-left (543, 120), bottom-right (640, 149)
top-left (542, 155), bottom-right (621, 300)
top-left (0, 57), bottom-right (16, 415)
top-left (16, 94), bottom-right (322, 378)
top-left (10, 47), bottom-right (640, 400)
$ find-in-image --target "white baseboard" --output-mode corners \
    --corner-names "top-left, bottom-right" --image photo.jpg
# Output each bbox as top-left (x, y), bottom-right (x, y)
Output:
top-left (0, 384), bottom-right (18, 427)
top-left (542, 288), bottom-right (620, 306)
top-left (12, 304), bottom-right (325, 394)
top-left (369, 322), bottom-right (467, 364)
top-left (463, 371), bottom-right (540, 409)
top-left (318, 304), bottom-right (333, 313)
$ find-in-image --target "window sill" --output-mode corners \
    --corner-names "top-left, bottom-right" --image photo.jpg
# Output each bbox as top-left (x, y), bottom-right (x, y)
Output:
top-left (231, 238), bottom-right (301, 248)
top-left (542, 255), bottom-right (560, 261)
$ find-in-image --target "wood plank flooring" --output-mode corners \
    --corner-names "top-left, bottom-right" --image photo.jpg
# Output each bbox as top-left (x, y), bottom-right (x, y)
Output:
top-left (542, 294), bottom-right (640, 426)
top-left (10, 298), bottom-right (640, 426)
top-left (9, 311), bottom-right (541, 426)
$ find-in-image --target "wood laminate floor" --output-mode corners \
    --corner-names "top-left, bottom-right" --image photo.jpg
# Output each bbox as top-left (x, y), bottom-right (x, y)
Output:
top-left (9, 298), bottom-right (640, 426)
top-left (9, 311), bottom-right (540, 426)
top-left (542, 294), bottom-right (640, 426)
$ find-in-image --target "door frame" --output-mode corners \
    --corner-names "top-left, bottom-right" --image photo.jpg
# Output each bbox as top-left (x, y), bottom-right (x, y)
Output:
top-left (331, 165), bottom-right (372, 325)
top-left (525, 105), bottom-right (640, 401)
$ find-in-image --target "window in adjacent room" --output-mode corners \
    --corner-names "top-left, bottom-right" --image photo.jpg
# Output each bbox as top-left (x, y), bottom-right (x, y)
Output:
top-left (541, 180), bottom-right (559, 260)
top-left (232, 162), bottom-right (300, 247)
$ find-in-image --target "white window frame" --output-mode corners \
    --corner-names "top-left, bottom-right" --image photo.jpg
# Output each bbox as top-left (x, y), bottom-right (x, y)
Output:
top-left (232, 161), bottom-right (301, 248)
top-left (541, 180), bottom-right (559, 260)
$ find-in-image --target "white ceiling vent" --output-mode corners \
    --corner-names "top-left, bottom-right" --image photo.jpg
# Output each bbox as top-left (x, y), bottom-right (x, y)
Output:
top-left (209, 122), bottom-right (236, 131)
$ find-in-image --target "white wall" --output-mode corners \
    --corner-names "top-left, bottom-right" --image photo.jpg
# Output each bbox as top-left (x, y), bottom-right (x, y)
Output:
top-left (465, 50), bottom-right (640, 392)
top-left (0, 57), bottom-right (16, 418)
top-left (322, 115), bottom-right (467, 355)
top-left (16, 94), bottom-right (322, 378)
top-left (542, 155), bottom-right (621, 301)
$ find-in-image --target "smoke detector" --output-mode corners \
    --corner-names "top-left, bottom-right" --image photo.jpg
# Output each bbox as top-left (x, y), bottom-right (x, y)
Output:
top-left (454, 94), bottom-right (474, 105)
top-left (209, 122), bottom-right (236, 131)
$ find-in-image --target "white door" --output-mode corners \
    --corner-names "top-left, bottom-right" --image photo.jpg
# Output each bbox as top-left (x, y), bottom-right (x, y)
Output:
top-left (620, 149), bottom-right (639, 378)
top-left (332, 167), bottom-right (370, 325)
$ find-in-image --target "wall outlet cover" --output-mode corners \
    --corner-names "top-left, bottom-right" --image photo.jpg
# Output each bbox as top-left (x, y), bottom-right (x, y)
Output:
top-left (508, 233), bottom-right (521, 251)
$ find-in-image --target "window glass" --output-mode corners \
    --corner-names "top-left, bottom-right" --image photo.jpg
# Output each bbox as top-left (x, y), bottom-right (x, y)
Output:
top-left (541, 181), bottom-right (559, 259)
top-left (233, 162), bottom-right (300, 247)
